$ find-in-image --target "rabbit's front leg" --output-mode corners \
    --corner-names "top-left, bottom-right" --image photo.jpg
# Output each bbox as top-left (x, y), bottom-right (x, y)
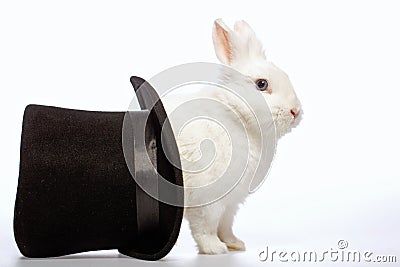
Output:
top-left (217, 204), bottom-right (246, 251)
top-left (186, 202), bottom-right (228, 254)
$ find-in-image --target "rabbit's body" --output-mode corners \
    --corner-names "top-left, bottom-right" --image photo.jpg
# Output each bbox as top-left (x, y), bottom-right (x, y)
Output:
top-left (164, 86), bottom-right (260, 254)
top-left (162, 19), bottom-right (302, 254)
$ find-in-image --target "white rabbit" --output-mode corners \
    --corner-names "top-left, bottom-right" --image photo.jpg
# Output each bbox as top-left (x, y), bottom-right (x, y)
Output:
top-left (162, 19), bottom-right (302, 254)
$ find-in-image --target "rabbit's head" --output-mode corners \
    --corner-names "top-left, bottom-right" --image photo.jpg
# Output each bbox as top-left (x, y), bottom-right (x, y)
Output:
top-left (212, 19), bottom-right (302, 138)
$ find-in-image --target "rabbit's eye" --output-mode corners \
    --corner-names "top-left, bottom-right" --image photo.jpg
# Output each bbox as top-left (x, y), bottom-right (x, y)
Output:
top-left (255, 79), bottom-right (269, 92)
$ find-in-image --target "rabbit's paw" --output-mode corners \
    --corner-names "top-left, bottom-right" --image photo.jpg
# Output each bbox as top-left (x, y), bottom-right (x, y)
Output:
top-left (224, 238), bottom-right (246, 251)
top-left (198, 235), bottom-right (228, 254)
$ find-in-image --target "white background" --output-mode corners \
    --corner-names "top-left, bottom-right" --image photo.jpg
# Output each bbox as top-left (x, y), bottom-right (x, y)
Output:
top-left (1, 1), bottom-right (399, 266)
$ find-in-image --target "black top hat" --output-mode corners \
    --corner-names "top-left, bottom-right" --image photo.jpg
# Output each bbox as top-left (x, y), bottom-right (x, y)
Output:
top-left (14, 77), bottom-right (184, 261)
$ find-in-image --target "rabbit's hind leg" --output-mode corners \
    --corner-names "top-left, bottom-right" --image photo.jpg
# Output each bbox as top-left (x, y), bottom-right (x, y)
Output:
top-left (186, 203), bottom-right (228, 254)
top-left (217, 204), bottom-right (246, 251)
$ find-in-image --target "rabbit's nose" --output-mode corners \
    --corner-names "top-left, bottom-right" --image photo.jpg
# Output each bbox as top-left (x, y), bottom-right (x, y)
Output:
top-left (290, 108), bottom-right (298, 118)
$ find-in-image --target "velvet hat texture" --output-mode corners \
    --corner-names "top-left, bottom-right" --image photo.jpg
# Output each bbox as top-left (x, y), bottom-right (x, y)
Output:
top-left (14, 77), bottom-right (184, 261)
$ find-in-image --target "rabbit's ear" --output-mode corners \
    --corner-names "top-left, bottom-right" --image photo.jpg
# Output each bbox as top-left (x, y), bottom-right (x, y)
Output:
top-left (212, 19), bottom-right (233, 65)
top-left (234, 20), bottom-right (256, 38)
top-left (234, 19), bottom-right (266, 60)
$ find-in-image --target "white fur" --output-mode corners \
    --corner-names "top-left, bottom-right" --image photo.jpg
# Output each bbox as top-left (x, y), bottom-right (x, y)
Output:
top-left (162, 19), bottom-right (302, 254)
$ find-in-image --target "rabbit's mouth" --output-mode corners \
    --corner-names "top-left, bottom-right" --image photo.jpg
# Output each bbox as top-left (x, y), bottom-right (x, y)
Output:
top-left (273, 109), bottom-right (302, 139)
top-left (290, 109), bottom-right (303, 128)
